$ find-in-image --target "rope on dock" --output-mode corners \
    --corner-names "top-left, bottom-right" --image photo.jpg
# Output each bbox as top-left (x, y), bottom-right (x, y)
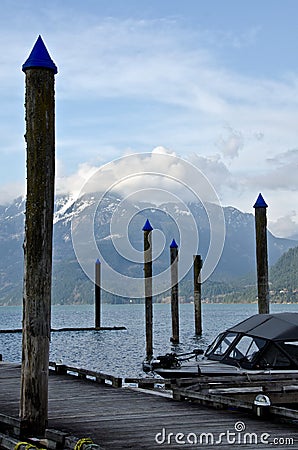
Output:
top-left (14, 443), bottom-right (28, 450)
top-left (13, 438), bottom-right (100, 450)
top-left (74, 437), bottom-right (100, 450)
top-left (14, 443), bottom-right (46, 450)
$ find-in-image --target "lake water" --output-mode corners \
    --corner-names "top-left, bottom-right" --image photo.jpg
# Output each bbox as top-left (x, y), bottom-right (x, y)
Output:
top-left (1, 303), bottom-right (297, 378)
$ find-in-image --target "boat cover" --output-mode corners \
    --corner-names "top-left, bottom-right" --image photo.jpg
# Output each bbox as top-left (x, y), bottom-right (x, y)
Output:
top-left (228, 313), bottom-right (298, 341)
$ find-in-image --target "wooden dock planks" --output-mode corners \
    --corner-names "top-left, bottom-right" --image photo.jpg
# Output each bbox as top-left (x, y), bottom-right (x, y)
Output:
top-left (1, 363), bottom-right (298, 449)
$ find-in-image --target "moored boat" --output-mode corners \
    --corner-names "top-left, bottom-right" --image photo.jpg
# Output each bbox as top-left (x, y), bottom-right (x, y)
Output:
top-left (146, 313), bottom-right (298, 378)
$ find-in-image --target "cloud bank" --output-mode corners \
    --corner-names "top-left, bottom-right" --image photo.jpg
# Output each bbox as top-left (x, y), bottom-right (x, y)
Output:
top-left (0, 6), bottom-right (297, 238)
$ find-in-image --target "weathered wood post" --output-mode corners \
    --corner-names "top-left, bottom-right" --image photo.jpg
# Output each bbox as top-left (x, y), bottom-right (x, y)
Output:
top-left (95, 259), bottom-right (101, 328)
top-left (142, 219), bottom-right (153, 360)
top-left (193, 254), bottom-right (203, 335)
top-left (254, 193), bottom-right (270, 314)
top-left (170, 239), bottom-right (179, 344)
top-left (20, 36), bottom-right (57, 436)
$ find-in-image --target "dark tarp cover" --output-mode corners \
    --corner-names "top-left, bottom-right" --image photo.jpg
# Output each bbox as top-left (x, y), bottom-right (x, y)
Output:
top-left (228, 313), bottom-right (298, 341)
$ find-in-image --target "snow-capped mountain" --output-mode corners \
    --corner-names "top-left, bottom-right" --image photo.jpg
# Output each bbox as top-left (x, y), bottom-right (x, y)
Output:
top-left (0, 194), bottom-right (296, 305)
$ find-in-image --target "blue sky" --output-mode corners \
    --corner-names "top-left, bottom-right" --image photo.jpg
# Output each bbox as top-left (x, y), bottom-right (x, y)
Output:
top-left (1, 0), bottom-right (298, 238)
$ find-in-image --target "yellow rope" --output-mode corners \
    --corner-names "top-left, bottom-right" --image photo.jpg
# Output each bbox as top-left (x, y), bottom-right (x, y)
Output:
top-left (74, 438), bottom-right (94, 450)
top-left (15, 437), bottom-right (97, 450)
top-left (14, 444), bottom-right (39, 450)
top-left (14, 442), bottom-right (29, 450)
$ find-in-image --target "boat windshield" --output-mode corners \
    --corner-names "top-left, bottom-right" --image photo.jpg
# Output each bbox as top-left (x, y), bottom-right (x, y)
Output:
top-left (205, 332), bottom-right (238, 358)
top-left (227, 335), bottom-right (267, 366)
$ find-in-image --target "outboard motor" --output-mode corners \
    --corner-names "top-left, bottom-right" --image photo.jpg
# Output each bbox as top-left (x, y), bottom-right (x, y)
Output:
top-left (151, 353), bottom-right (181, 370)
top-left (143, 348), bottom-right (204, 373)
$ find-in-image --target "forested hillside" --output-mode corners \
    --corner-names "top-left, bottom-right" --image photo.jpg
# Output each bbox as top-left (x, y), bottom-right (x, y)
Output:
top-left (270, 246), bottom-right (298, 291)
top-left (201, 246), bottom-right (298, 304)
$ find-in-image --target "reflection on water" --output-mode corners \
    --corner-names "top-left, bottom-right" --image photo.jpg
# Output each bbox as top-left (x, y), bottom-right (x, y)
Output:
top-left (0, 303), bottom-right (297, 377)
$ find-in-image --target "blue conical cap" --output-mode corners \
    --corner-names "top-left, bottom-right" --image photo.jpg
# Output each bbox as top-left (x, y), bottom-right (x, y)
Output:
top-left (170, 239), bottom-right (178, 248)
top-left (95, 258), bottom-right (101, 264)
top-left (253, 193), bottom-right (268, 208)
top-left (142, 219), bottom-right (153, 231)
top-left (22, 35), bottom-right (58, 74)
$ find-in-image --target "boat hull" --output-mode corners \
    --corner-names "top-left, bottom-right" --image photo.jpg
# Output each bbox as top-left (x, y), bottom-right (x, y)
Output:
top-left (154, 359), bottom-right (298, 378)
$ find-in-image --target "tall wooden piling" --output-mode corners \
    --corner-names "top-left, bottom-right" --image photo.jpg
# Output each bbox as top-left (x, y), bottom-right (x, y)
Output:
top-left (170, 239), bottom-right (179, 344)
top-left (143, 219), bottom-right (153, 360)
top-left (20, 36), bottom-right (57, 436)
top-left (254, 193), bottom-right (270, 314)
top-left (95, 259), bottom-right (101, 328)
top-left (193, 255), bottom-right (203, 335)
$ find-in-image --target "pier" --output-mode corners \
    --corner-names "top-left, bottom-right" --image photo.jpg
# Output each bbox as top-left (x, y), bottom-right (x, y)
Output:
top-left (1, 32), bottom-right (297, 450)
top-left (0, 326), bottom-right (125, 334)
top-left (1, 362), bottom-right (298, 449)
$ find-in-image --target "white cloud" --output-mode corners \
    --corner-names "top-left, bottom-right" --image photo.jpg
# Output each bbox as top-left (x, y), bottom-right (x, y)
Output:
top-left (188, 153), bottom-right (234, 192)
top-left (270, 211), bottom-right (298, 239)
top-left (0, 181), bottom-right (25, 204)
top-left (246, 149), bottom-right (298, 191)
top-left (56, 147), bottom-right (231, 206)
top-left (56, 162), bottom-right (99, 198)
top-left (216, 126), bottom-right (244, 159)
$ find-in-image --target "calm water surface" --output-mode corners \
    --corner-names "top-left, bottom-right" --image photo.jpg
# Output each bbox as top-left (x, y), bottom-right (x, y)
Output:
top-left (0, 303), bottom-right (297, 378)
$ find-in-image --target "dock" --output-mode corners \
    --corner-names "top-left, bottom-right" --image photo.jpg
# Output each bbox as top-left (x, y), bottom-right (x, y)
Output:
top-left (0, 327), bottom-right (126, 334)
top-left (1, 362), bottom-right (298, 449)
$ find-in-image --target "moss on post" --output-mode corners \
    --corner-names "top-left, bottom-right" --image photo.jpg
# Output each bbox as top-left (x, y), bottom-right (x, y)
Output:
top-left (254, 194), bottom-right (270, 314)
top-left (170, 239), bottom-right (179, 344)
top-left (143, 219), bottom-right (153, 361)
top-left (20, 37), bottom-right (57, 437)
top-left (193, 255), bottom-right (203, 335)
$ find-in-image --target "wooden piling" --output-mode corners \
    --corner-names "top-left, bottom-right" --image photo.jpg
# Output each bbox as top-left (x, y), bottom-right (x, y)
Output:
top-left (193, 255), bottom-right (203, 335)
top-left (95, 259), bottom-right (101, 328)
top-left (170, 239), bottom-right (179, 344)
top-left (254, 193), bottom-right (270, 314)
top-left (142, 219), bottom-right (153, 360)
top-left (20, 36), bottom-right (57, 436)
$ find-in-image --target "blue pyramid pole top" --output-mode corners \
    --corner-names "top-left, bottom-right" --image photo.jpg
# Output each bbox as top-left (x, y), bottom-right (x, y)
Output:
top-left (22, 35), bottom-right (58, 74)
top-left (95, 258), bottom-right (101, 264)
top-left (170, 238), bottom-right (178, 248)
top-left (253, 193), bottom-right (268, 208)
top-left (142, 219), bottom-right (153, 231)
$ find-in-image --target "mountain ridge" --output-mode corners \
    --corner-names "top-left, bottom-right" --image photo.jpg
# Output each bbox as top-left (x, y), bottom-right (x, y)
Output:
top-left (0, 193), bottom-right (296, 306)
